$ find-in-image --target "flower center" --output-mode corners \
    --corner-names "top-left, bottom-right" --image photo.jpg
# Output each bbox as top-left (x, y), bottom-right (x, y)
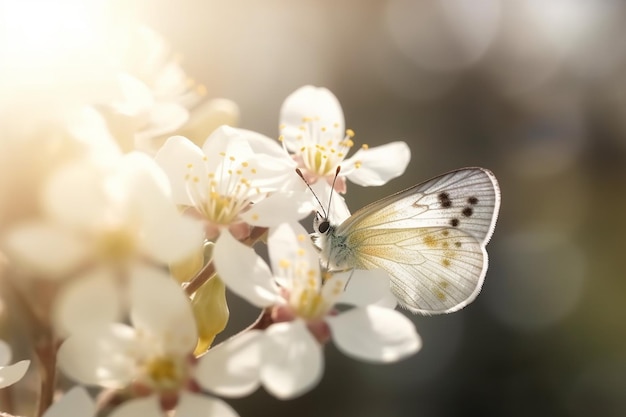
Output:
top-left (95, 227), bottom-right (136, 262)
top-left (142, 355), bottom-right (187, 390)
top-left (286, 118), bottom-right (357, 177)
top-left (184, 153), bottom-right (260, 226)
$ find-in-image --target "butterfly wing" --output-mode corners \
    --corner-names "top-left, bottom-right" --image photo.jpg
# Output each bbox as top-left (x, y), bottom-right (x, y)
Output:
top-left (335, 167), bottom-right (500, 314)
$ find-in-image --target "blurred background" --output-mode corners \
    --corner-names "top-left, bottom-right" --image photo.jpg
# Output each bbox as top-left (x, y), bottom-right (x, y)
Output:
top-left (4, 0), bottom-right (626, 416)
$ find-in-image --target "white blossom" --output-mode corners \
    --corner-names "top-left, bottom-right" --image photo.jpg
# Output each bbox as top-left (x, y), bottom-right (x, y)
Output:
top-left (279, 86), bottom-right (411, 202)
top-left (209, 222), bottom-right (420, 399)
top-left (57, 269), bottom-right (239, 416)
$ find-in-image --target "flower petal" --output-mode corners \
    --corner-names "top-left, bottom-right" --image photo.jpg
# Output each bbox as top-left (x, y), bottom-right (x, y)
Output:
top-left (3, 222), bottom-right (89, 278)
top-left (338, 269), bottom-right (397, 308)
top-left (195, 330), bottom-right (262, 398)
top-left (279, 86), bottom-right (344, 151)
top-left (43, 386), bottom-right (95, 417)
top-left (109, 395), bottom-right (162, 417)
top-left (58, 323), bottom-right (137, 388)
top-left (268, 222), bottom-right (320, 289)
top-left (342, 141), bottom-right (411, 186)
top-left (260, 321), bottom-right (323, 399)
top-left (129, 264), bottom-right (197, 354)
top-left (154, 135), bottom-right (208, 206)
top-left (213, 231), bottom-right (281, 308)
top-left (0, 360), bottom-right (29, 389)
top-left (177, 391), bottom-right (240, 417)
top-left (311, 181), bottom-right (352, 225)
top-left (240, 192), bottom-right (313, 227)
top-left (43, 159), bottom-right (110, 230)
top-left (327, 305), bottom-right (421, 363)
top-left (135, 102), bottom-right (189, 146)
top-left (139, 209), bottom-right (205, 265)
top-left (53, 267), bottom-right (124, 337)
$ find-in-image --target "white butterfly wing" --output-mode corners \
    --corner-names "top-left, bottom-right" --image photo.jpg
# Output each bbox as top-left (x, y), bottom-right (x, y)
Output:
top-left (338, 168), bottom-right (500, 244)
top-left (332, 167), bottom-right (500, 314)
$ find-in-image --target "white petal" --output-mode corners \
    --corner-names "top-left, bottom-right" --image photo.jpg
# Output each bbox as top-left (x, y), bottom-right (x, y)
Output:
top-left (279, 86), bottom-right (344, 151)
top-left (43, 386), bottom-right (95, 417)
top-left (43, 159), bottom-right (109, 230)
top-left (260, 321), bottom-right (323, 399)
top-left (112, 73), bottom-right (154, 117)
top-left (136, 102), bottom-right (189, 143)
top-left (311, 181), bottom-right (351, 224)
top-left (232, 128), bottom-right (288, 160)
top-left (342, 141), bottom-right (411, 186)
top-left (0, 360), bottom-right (30, 389)
top-left (240, 192), bottom-right (313, 227)
top-left (58, 324), bottom-right (137, 388)
top-left (109, 395), bottom-right (161, 417)
top-left (110, 151), bottom-right (172, 209)
top-left (327, 305), bottom-right (421, 363)
top-left (195, 330), bottom-right (262, 398)
top-left (338, 269), bottom-right (398, 308)
top-left (3, 222), bottom-right (89, 278)
top-left (202, 126), bottom-right (254, 166)
top-left (129, 264), bottom-right (197, 354)
top-left (67, 106), bottom-right (122, 164)
top-left (213, 231), bottom-right (281, 308)
top-left (0, 340), bottom-right (11, 366)
top-left (53, 267), bottom-right (123, 337)
top-left (177, 391), bottom-right (240, 417)
top-left (268, 223), bottom-right (320, 288)
top-left (154, 135), bottom-right (208, 206)
top-left (139, 209), bottom-right (205, 264)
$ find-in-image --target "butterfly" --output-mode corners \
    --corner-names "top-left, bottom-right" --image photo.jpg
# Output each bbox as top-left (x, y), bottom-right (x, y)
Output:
top-left (311, 167), bottom-right (501, 315)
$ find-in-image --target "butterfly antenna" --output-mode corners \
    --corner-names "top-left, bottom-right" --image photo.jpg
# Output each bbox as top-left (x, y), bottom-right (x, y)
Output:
top-left (295, 168), bottom-right (327, 218)
top-left (325, 166), bottom-right (341, 221)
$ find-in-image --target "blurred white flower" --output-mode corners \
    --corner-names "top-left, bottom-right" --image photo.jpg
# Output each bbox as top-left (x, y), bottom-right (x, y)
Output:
top-left (209, 222), bottom-right (420, 399)
top-left (279, 85), bottom-right (411, 197)
top-left (4, 151), bottom-right (204, 279)
top-left (0, 339), bottom-right (30, 389)
top-left (57, 269), bottom-right (238, 416)
top-left (155, 125), bottom-right (312, 241)
top-left (3, 151), bottom-right (204, 336)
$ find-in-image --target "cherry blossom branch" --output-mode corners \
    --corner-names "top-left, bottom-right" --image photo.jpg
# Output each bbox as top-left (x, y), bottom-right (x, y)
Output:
top-left (34, 337), bottom-right (58, 417)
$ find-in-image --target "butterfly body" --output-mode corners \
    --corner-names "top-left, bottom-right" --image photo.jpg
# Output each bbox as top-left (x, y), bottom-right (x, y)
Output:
top-left (313, 167), bottom-right (501, 315)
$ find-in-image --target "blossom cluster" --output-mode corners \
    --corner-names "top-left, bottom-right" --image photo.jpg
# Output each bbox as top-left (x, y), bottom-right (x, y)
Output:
top-left (0, 21), bottom-right (418, 417)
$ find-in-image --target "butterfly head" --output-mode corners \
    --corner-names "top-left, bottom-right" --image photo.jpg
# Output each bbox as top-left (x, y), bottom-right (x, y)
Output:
top-left (314, 211), bottom-right (331, 235)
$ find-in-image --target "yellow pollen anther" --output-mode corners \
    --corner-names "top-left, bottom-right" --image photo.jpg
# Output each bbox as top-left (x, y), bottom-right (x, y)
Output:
top-left (298, 126), bottom-right (306, 131)
top-left (193, 176), bottom-right (199, 182)
top-left (346, 128), bottom-right (355, 138)
top-left (354, 161), bottom-right (362, 169)
top-left (186, 163), bottom-right (193, 168)
top-left (242, 161), bottom-right (249, 167)
top-left (302, 117), bottom-right (312, 122)
top-left (251, 214), bottom-right (259, 221)
top-left (202, 156), bottom-right (208, 161)
top-left (279, 123), bottom-right (286, 130)
top-left (297, 248), bottom-right (306, 256)
top-left (278, 135), bottom-right (285, 142)
top-left (251, 168), bottom-right (257, 174)
top-left (321, 126), bottom-right (327, 132)
top-left (333, 122), bottom-right (339, 128)
top-left (297, 234), bottom-right (306, 242)
top-left (229, 156), bottom-right (236, 161)
top-left (279, 259), bottom-right (291, 269)
top-left (361, 144), bottom-right (369, 150)
top-left (219, 152), bottom-right (226, 156)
